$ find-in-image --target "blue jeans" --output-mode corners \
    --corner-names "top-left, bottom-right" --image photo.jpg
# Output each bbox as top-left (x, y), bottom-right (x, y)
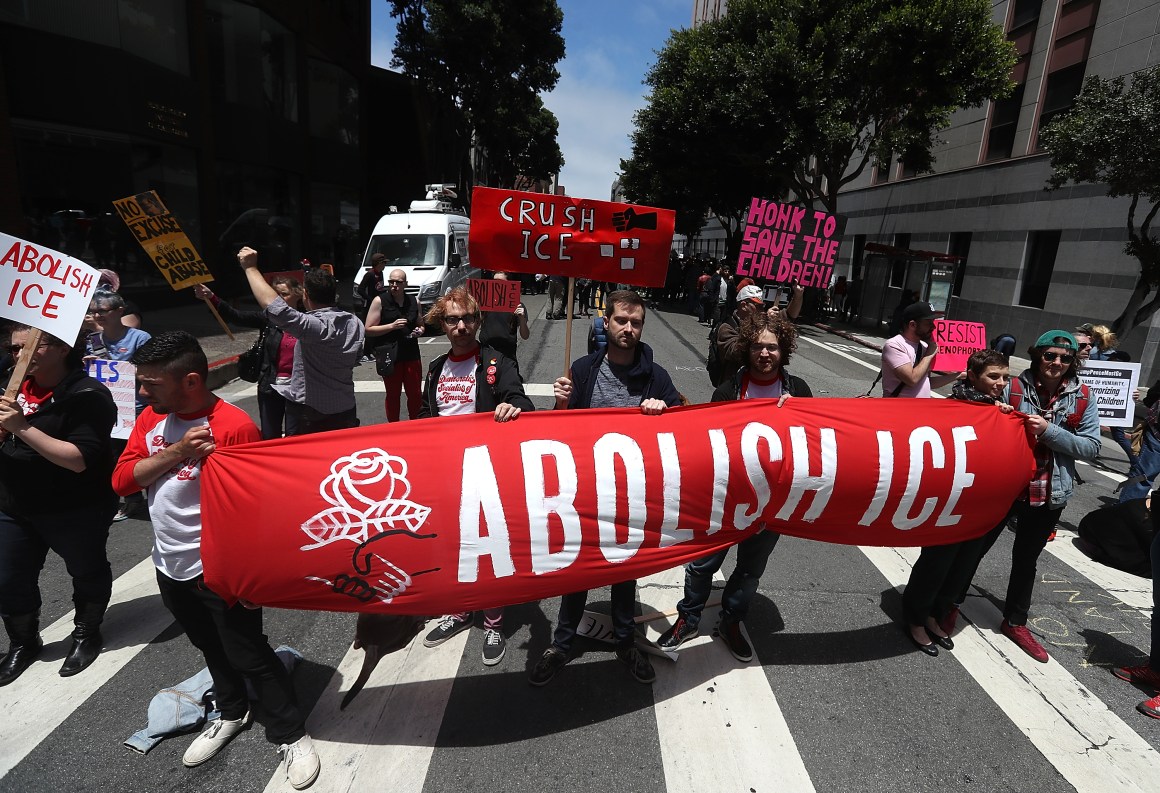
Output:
top-left (258, 389), bottom-right (298, 440)
top-left (1123, 430), bottom-right (1160, 502)
top-left (676, 530), bottom-right (782, 628)
top-left (552, 581), bottom-right (637, 652)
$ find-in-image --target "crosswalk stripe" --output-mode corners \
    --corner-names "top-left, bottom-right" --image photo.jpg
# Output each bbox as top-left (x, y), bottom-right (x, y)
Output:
top-left (638, 566), bottom-right (816, 793)
top-left (0, 557), bottom-right (171, 778)
top-left (262, 626), bottom-right (470, 793)
top-left (1042, 529), bottom-right (1152, 615)
top-left (860, 544), bottom-right (1160, 792)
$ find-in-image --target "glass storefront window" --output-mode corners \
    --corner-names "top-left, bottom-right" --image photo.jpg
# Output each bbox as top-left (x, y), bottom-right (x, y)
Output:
top-left (0, 0), bottom-right (189, 75)
top-left (217, 161), bottom-right (302, 271)
top-left (205, 0), bottom-right (298, 122)
top-left (307, 58), bottom-right (359, 145)
top-left (309, 181), bottom-right (360, 275)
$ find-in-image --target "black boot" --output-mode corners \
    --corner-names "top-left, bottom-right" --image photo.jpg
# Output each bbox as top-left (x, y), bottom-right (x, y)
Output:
top-left (0, 612), bottom-right (43, 686)
top-left (59, 601), bottom-right (107, 677)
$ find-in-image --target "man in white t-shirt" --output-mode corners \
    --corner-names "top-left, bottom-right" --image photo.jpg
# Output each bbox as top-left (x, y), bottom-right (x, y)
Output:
top-left (880, 301), bottom-right (962, 397)
top-left (112, 331), bottom-right (320, 790)
top-left (417, 287), bottom-right (533, 667)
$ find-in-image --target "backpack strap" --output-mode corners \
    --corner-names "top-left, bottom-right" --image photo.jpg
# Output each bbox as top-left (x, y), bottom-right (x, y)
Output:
top-left (1066, 383), bottom-right (1090, 430)
top-left (1008, 376), bottom-right (1023, 407)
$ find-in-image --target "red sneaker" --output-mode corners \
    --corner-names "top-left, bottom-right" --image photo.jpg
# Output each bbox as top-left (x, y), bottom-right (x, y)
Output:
top-left (1138, 694), bottom-right (1160, 719)
top-left (1001, 620), bottom-right (1049, 663)
top-left (1114, 664), bottom-right (1160, 690)
top-left (938, 607), bottom-right (959, 637)
top-left (1047, 530), bottom-right (1057, 542)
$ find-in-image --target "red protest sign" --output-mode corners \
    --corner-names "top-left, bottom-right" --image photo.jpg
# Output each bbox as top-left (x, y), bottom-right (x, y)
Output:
top-left (200, 398), bottom-right (1034, 615)
top-left (736, 197), bottom-right (846, 289)
top-left (932, 320), bottom-right (987, 371)
top-left (468, 278), bottom-right (520, 312)
top-left (468, 187), bottom-right (676, 287)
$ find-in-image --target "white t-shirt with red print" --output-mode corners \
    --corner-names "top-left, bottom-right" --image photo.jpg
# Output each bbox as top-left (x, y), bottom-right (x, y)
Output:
top-left (113, 398), bottom-right (260, 581)
top-left (434, 349), bottom-right (479, 417)
top-left (740, 372), bottom-right (783, 401)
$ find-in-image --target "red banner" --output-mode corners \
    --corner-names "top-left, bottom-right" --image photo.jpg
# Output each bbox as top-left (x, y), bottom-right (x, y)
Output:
top-left (200, 399), bottom-right (1034, 615)
top-left (467, 187), bottom-right (675, 287)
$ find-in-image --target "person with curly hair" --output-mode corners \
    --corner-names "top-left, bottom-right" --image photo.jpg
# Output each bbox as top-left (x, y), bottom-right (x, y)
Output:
top-left (657, 311), bottom-right (811, 663)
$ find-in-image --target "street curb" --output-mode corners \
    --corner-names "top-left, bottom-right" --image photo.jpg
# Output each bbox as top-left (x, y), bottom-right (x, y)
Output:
top-left (207, 355), bottom-right (240, 391)
top-left (812, 322), bottom-right (884, 353)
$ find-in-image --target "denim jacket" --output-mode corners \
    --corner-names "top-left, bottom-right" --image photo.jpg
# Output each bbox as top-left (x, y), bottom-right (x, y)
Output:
top-left (1005, 371), bottom-right (1101, 507)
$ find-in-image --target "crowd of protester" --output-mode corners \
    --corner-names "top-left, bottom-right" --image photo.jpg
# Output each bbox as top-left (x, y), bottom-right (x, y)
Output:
top-left (6, 251), bottom-right (1160, 791)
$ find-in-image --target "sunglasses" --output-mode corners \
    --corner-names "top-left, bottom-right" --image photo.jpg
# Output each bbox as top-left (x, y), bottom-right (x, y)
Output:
top-left (1041, 351), bottom-right (1074, 364)
top-left (1077, 343), bottom-right (1093, 350)
top-left (442, 314), bottom-right (477, 326)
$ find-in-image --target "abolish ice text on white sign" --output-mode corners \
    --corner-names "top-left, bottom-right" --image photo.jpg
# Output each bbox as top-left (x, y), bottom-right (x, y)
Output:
top-left (0, 233), bottom-right (100, 343)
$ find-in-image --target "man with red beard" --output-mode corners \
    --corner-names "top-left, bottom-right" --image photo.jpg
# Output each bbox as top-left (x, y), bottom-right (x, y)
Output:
top-left (418, 287), bottom-right (533, 666)
top-left (530, 289), bottom-right (682, 687)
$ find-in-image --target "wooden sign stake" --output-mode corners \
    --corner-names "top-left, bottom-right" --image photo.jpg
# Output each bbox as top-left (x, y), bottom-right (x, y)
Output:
top-left (200, 295), bottom-right (235, 341)
top-left (563, 276), bottom-right (576, 377)
top-left (2, 327), bottom-right (42, 402)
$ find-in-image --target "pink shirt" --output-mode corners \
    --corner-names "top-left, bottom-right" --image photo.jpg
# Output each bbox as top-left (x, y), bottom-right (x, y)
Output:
top-left (881, 334), bottom-right (930, 398)
top-left (275, 333), bottom-right (297, 379)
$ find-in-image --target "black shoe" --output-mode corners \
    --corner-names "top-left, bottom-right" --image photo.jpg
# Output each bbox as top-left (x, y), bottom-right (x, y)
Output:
top-left (657, 617), bottom-right (699, 651)
top-left (0, 612), bottom-right (43, 686)
top-left (616, 646), bottom-right (656, 684)
top-left (423, 614), bottom-right (473, 647)
top-left (925, 627), bottom-right (953, 651)
top-left (59, 631), bottom-right (103, 677)
top-left (718, 617), bottom-right (753, 662)
top-left (529, 647), bottom-right (568, 686)
top-left (906, 626), bottom-right (938, 657)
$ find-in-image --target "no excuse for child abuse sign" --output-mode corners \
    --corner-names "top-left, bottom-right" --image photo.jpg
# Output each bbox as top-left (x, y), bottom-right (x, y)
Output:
top-left (736, 197), bottom-right (847, 289)
top-left (113, 190), bottom-right (213, 290)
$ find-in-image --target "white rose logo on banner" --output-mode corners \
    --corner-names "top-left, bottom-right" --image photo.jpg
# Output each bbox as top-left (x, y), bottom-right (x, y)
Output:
top-left (301, 449), bottom-right (440, 605)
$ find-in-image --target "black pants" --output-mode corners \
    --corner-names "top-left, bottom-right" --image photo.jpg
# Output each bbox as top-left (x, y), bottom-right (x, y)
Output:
top-left (902, 531), bottom-right (996, 627)
top-left (958, 501), bottom-right (1064, 626)
top-left (286, 403), bottom-right (358, 436)
top-left (156, 571), bottom-right (305, 745)
top-left (0, 506), bottom-right (114, 616)
top-left (552, 581), bottom-right (637, 653)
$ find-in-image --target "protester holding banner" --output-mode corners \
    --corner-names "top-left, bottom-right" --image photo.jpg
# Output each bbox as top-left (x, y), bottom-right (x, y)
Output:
top-left (901, 350), bottom-right (1015, 656)
top-left (712, 283), bottom-right (802, 387)
top-left (112, 331), bottom-right (320, 788)
top-left (880, 302), bottom-right (964, 398)
top-left (1085, 323), bottom-right (1139, 468)
top-left (965, 331), bottom-right (1100, 663)
top-left (1111, 503), bottom-right (1160, 719)
top-left (418, 287), bottom-right (533, 666)
top-left (659, 312), bottom-right (810, 662)
top-left (364, 268), bottom-right (424, 422)
top-left (0, 325), bottom-right (117, 684)
top-left (86, 290), bottom-right (152, 521)
top-left (194, 280), bottom-right (304, 439)
top-left (530, 290), bottom-right (682, 687)
top-left (239, 246), bottom-right (364, 435)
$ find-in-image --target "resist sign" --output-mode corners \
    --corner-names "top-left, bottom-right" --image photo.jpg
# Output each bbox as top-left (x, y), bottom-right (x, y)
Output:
top-left (736, 197), bottom-right (846, 289)
top-left (469, 187), bottom-right (675, 287)
top-left (0, 233), bottom-right (100, 342)
top-left (932, 320), bottom-right (987, 372)
top-left (113, 191), bottom-right (213, 290)
top-left (468, 278), bottom-right (520, 312)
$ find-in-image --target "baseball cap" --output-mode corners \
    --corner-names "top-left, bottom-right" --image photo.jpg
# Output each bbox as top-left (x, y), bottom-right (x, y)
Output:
top-left (1033, 330), bottom-right (1078, 351)
top-left (901, 301), bottom-right (944, 323)
top-left (736, 284), bottom-right (764, 304)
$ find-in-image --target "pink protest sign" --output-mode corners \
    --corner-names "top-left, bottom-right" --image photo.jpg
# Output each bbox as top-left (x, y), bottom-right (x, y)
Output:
top-left (932, 320), bottom-right (987, 371)
top-left (735, 198), bottom-right (846, 289)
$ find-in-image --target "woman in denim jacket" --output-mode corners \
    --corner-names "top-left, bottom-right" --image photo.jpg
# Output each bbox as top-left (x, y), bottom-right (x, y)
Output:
top-left (971, 330), bottom-right (1101, 663)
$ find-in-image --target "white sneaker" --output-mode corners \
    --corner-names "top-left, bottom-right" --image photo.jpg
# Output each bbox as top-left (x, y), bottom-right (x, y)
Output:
top-left (279, 733), bottom-right (321, 790)
top-left (183, 711), bottom-right (251, 767)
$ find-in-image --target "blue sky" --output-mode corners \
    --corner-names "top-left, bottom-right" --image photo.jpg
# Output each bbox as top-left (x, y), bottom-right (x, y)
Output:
top-left (370, 1), bottom-right (692, 202)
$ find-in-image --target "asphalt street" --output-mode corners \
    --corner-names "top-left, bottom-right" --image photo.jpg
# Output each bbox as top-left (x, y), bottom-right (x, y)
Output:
top-left (3, 293), bottom-right (1157, 793)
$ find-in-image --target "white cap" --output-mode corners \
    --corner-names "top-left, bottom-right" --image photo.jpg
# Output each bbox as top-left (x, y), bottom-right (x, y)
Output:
top-left (736, 284), bottom-right (764, 304)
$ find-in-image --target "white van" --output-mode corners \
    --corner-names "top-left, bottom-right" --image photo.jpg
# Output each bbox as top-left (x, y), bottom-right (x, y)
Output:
top-left (356, 187), bottom-right (479, 317)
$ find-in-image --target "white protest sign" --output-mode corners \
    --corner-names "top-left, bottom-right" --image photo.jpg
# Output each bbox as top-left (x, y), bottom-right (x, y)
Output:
top-left (0, 233), bottom-right (100, 343)
top-left (1077, 360), bottom-right (1141, 428)
top-left (86, 359), bottom-right (136, 439)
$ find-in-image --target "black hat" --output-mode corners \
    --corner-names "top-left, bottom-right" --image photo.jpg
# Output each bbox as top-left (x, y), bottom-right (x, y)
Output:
top-left (901, 301), bottom-right (944, 323)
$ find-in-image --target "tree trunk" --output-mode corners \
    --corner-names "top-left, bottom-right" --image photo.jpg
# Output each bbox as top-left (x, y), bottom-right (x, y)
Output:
top-left (1112, 271), bottom-right (1159, 338)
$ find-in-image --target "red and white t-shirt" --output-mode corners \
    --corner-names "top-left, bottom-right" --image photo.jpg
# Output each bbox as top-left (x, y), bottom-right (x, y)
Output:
top-left (434, 349), bottom-right (478, 416)
top-left (17, 379), bottom-right (53, 416)
top-left (740, 372), bottom-right (783, 401)
top-left (113, 398), bottom-right (260, 581)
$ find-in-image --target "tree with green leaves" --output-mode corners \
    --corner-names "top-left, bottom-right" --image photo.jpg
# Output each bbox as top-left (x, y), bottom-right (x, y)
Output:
top-left (621, 0), bottom-right (1015, 261)
top-left (389, 0), bottom-right (565, 201)
top-left (1041, 66), bottom-right (1160, 338)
